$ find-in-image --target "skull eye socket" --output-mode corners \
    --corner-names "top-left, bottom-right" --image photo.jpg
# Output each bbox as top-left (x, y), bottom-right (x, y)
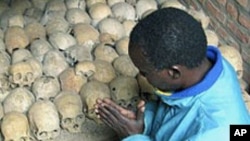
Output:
top-left (25, 72), bottom-right (33, 81)
top-left (14, 73), bottom-right (22, 80)
top-left (84, 73), bottom-right (89, 78)
top-left (73, 124), bottom-right (79, 129)
top-left (69, 29), bottom-right (74, 36)
top-left (49, 97), bottom-right (55, 102)
top-left (52, 129), bottom-right (60, 137)
top-left (117, 100), bottom-right (126, 107)
top-left (20, 137), bottom-right (27, 141)
top-left (76, 114), bottom-right (85, 121)
top-left (53, 129), bottom-right (58, 133)
top-left (39, 131), bottom-right (47, 137)
top-left (38, 97), bottom-right (44, 101)
top-left (64, 118), bottom-right (72, 124)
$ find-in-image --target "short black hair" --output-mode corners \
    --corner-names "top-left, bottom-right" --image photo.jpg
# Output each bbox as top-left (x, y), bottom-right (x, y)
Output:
top-left (129, 7), bottom-right (207, 70)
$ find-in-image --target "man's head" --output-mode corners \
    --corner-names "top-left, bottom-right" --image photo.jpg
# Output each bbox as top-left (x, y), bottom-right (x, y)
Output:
top-left (129, 8), bottom-right (207, 92)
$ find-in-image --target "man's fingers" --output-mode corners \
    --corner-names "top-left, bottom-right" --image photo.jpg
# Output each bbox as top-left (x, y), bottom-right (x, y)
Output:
top-left (137, 100), bottom-right (145, 109)
top-left (103, 98), bottom-right (137, 119)
top-left (137, 105), bottom-right (145, 122)
top-left (98, 103), bottom-right (118, 124)
top-left (120, 110), bottom-right (136, 119)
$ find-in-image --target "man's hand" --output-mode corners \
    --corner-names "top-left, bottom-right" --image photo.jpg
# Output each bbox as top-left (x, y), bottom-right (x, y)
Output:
top-left (95, 98), bottom-right (145, 139)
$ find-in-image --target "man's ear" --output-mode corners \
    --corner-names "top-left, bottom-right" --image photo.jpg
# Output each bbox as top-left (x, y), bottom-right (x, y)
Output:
top-left (168, 65), bottom-right (181, 79)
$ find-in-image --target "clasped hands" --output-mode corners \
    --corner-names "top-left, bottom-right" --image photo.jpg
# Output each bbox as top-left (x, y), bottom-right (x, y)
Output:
top-left (94, 98), bottom-right (145, 139)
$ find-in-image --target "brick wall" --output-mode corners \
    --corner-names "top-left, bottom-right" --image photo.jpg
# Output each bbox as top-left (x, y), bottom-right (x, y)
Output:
top-left (179, 0), bottom-right (250, 92)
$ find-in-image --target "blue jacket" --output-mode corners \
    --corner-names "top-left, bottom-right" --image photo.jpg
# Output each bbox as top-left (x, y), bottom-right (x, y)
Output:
top-left (123, 46), bottom-right (250, 141)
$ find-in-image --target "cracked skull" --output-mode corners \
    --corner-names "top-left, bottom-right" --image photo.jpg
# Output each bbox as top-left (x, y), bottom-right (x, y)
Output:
top-left (54, 91), bottom-right (85, 133)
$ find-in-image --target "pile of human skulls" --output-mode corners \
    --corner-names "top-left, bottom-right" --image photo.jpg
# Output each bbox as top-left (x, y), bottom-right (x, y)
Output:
top-left (0, 0), bottom-right (248, 140)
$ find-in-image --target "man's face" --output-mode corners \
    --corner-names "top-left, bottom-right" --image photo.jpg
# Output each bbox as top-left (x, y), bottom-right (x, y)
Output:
top-left (129, 46), bottom-right (181, 92)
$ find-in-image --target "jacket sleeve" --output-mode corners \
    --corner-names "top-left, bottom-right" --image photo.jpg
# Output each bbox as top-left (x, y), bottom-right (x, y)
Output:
top-left (122, 100), bottom-right (159, 141)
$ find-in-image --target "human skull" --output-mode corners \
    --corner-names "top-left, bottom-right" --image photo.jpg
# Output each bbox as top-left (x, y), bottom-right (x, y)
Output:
top-left (45, 17), bottom-right (70, 35)
top-left (72, 23), bottom-right (99, 46)
top-left (98, 18), bottom-right (126, 41)
top-left (59, 67), bottom-right (87, 93)
top-left (54, 91), bottom-right (85, 133)
top-left (94, 43), bottom-right (119, 63)
top-left (80, 80), bottom-right (111, 122)
top-left (122, 20), bottom-right (136, 37)
top-left (113, 55), bottom-right (139, 77)
top-left (9, 0), bottom-right (32, 14)
top-left (4, 26), bottom-right (29, 54)
top-left (3, 87), bottom-right (35, 114)
top-left (8, 14), bottom-right (25, 28)
top-left (93, 59), bottom-right (117, 83)
top-left (111, 2), bottom-right (136, 22)
top-left (1, 111), bottom-right (33, 141)
top-left (49, 31), bottom-right (77, 51)
top-left (64, 44), bottom-right (94, 66)
top-left (115, 36), bottom-right (129, 55)
top-left (23, 7), bottom-right (44, 24)
top-left (75, 60), bottom-right (96, 79)
top-left (219, 45), bottom-right (243, 79)
top-left (135, 0), bottom-right (157, 20)
top-left (24, 21), bottom-right (46, 42)
top-left (109, 76), bottom-right (140, 110)
top-left (28, 100), bottom-right (61, 141)
top-left (32, 76), bottom-right (60, 101)
top-left (40, 9), bottom-right (66, 26)
top-left (11, 48), bottom-right (33, 64)
top-left (9, 59), bottom-right (41, 87)
top-left (43, 50), bottom-right (69, 77)
top-left (65, 8), bottom-right (91, 25)
top-left (30, 39), bottom-right (53, 62)
top-left (88, 3), bottom-right (112, 27)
